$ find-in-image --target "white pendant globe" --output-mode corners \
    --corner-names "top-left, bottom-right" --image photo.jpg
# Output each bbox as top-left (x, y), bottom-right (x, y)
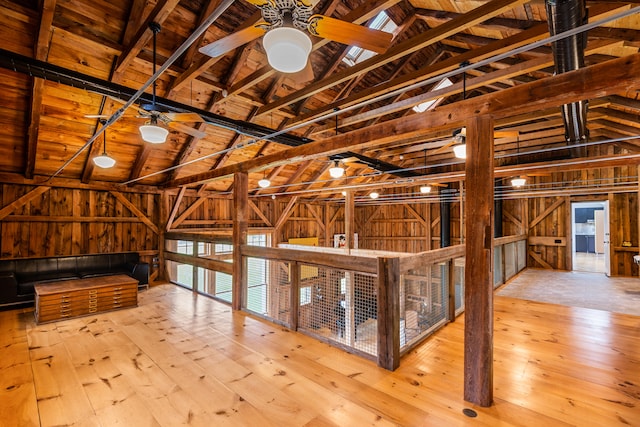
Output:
top-left (263, 27), bottom-right (312, 73)
top-left (420, 185), bottom-right (431, 194)
top-left (93, 154), bottom-right (116, 168)
top-left (453, 143), bottom-right (466, 159)
top-left (258, 178), bottom-right (271, 188)
top-left (511, 177), bottom-right (526, 187)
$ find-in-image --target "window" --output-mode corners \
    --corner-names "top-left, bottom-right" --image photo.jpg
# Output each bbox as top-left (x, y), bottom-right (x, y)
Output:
top-left (412, 77), bottom-right (454, 113)
top-left (343, 11), bottom-right (397, 67)
top-left (300, 286), bottom-right (311, 305)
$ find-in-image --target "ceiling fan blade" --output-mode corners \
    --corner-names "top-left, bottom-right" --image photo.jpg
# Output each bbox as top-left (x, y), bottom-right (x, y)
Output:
top-left (431, 139), bottom-right (457, 155)
top-left (308, 15), bottom-right (392, 54)
top-left (199, 24), bottom-right (267, 58)
top-left (164, 112), bottom-right (205, 123)
top-left (167, 121), bottom-right (207, 139)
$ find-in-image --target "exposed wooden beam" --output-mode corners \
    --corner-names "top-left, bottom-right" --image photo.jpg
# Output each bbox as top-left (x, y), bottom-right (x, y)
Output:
top-left (165, 186), bottom-right (187, 231)
top-left (110, 191), bottom-right (160, 234)
top-left (26, 0), bottom-right (56, 179)
top-left (0, 186), bottom-right (50, 221)
top-left (256, 0), bottom-right (529, 117)
top-left (112, 0), bottom-right (182, 82)
top-left (164, 53), bottom-right (640, 188)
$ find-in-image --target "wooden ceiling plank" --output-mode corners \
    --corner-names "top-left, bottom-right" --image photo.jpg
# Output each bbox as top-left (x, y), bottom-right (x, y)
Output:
top-left (167, 9), bottom-right (262, 97)
top-left (112, 0), bottom-right (182, 82)
top-left (226, 0), bottom-right (402, 98)
top-left (288, 3), bottom-right (625, 129)
top-left (311, 39), bottom-right (617, 136)
top-left (164, 52), bottom-right (640, 188)
top-left (255, 0), bottom-right (530, 117)
top-left (180, 0), bottom-right (225, 69)
top-left (26, 0), bottom-right (56, 179)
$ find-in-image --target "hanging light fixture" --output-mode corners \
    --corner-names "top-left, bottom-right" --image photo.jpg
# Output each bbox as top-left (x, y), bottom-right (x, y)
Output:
top-left (329, 160), bottom-right (344, 178)
top-left (258, 170), bottom-right (271, 188)
top-left (263, 14), bottom-right (312, 73)
top-left (511, 177), bottom-right (527, 187)
top-left (139, 115), bottom-right (168, 144)
top-left (370, 191), bottom-right (379, 199)
top-left (511, 136), bottom-right (525, 187)
top-left (93, 121), bottom-right (116, 168)
top-left (139, 23), bottom-right (168, 144)
top-left (452, 63), bottom-right (468, 159)
top-left (420, 149), bottom-right (431, 193)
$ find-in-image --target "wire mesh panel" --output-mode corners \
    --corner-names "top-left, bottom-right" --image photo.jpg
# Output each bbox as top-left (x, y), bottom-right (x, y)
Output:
top-left (454, 257), bottom-right (465, 316)
top-left (400, 263), bottom-right (449, 350)
top-left (243, 257), bottom-right (292, 326)
top-left (296, 264), bottom-right (378, 357)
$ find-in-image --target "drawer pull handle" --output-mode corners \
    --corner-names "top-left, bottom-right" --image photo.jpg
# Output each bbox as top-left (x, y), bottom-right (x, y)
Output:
top-left (89, 308), bottom-right (97, 313)
top-left (89, 302), bottom-right (97, 308)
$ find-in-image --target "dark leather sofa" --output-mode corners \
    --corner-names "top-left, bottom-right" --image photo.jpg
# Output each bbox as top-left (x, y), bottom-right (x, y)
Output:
top-left (0, 252), bottom-right (149, 308)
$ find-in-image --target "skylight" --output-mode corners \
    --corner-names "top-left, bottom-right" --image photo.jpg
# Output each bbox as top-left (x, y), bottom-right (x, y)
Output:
top-left (412, 77), bottom-right (454, 113)
top-left (343, 11), bottom-right (397, 67)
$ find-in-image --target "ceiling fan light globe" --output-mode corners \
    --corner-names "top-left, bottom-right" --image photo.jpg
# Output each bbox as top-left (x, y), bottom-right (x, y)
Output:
top-left (93, 154), bottom-right (116, 169)
top-left (420, 185), bottom-right (431, 194)
top-left (139, 124), bottom-right (169, 144)
top-left (370, 192), bottom-right (379, 199)
top-left (453, 143), bottom-right (466, 159)
top-left (263, 27), bottom-right (312, 73)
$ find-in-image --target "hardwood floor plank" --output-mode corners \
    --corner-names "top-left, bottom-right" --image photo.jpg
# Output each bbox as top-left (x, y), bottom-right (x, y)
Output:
top-left (1, 277), bottom-right (638, 427)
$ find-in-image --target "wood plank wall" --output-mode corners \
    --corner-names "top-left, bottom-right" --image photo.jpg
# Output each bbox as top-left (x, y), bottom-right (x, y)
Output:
top-left (0, 184), bottom-right (159, 269)
top-left (2, 161), bottom-right (637, 280)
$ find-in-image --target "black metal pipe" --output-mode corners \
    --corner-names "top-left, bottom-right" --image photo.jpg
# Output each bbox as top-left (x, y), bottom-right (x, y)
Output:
top-left (546, 0), bottom-right (589, 156)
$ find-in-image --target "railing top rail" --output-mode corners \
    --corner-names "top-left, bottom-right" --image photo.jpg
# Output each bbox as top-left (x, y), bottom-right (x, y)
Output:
top-left (241, 245), bottom-right (378, 275)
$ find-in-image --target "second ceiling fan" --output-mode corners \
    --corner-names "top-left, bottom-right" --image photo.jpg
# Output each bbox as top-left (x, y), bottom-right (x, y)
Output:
top-left (199, 0), bottom-right (393, 73)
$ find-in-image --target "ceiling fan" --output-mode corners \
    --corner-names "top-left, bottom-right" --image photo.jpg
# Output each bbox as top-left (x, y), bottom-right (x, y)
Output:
top-left (198, 0), bottom-right (393, 73)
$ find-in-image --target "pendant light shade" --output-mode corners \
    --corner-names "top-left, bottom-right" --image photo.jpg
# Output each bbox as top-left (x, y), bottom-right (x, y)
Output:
top-left (263, 27), bottom-right (312, 73)
top-left (420, 185), bottom-right (432, 194)
top-left (329, 160), bottom-right (345, 178)
top-left (453, 143), bottom-right (466, 159)
top-left (258, 178), bottom-right (271, 188)
top-left (93, 154), bottom-right (116, 169)
top-left (511, 177), bottom-right (526, 187)
top-left (93, 122), bottom-right (116, 168)
top-left (139, 116), bottom-right (169, 144)
top-left (139, 22), bottom-right (168, 144)
top-left (370, 191), bottom-right (379, 199)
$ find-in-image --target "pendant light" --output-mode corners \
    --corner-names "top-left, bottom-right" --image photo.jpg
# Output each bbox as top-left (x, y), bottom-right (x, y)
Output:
top-left (258, 170), bottom-right (270, 188)
top-left (511, 136), bottom-right (526, 187)
top-left (139, 22), bottom-right (168, 144)
top-left (328, 117), bottom-right (345, 178)
top-left (93, 120), bottom-right (116, 168)
top-left (452, 63), bottom-right (468, 159)
top-left (419, 149), bottom-right (431, 193)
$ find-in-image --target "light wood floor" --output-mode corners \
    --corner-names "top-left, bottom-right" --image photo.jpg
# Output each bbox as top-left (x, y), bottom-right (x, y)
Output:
top-left (1, 282), bottom-right (638, 426)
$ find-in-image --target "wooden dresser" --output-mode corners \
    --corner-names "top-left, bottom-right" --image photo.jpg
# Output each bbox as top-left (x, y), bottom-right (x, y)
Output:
top-left (35, 274), bottom-right (138, 324)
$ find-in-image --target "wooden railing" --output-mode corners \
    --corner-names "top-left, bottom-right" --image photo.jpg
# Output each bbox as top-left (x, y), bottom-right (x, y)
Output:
top-left (164, 234), bottom-right (528, 371)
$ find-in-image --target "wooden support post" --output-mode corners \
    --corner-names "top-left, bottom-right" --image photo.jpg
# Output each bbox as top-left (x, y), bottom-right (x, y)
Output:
top-left (290, 261), bottom-right (300, 330)
top-left (345, 191), bottom-right (355, 253)
top-left (157, 190), bottom-right (170, 282)
top-left (463, 115), bottom-right (494, 407)
top-left (447, 259), bottom-right (456, 322)
top-left (377, 257), bottom-right (400, 371)
top-left (565, 196), bottom-right (573, 271)
top-left (233, 172), bottom-right (248, 311)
